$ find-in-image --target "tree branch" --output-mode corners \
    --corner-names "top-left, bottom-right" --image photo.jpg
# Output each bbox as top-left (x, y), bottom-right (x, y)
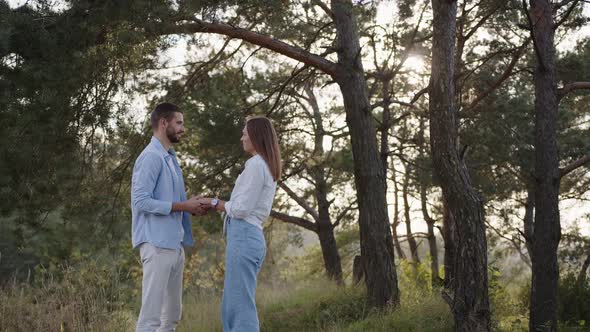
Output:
top-left (333, 201), bottom-right (357, 228)
top-left (390, 0), bottom-right (430, 77)
top-left (157, 19), bottom-right (339, 77)
top-left (312, 0), bottom-right (335, 19)
top-left (371, 98), bottom-right (419, 110)
top-left (557, 82), bottom-right (590, 101)
top-left (554, 0), bottom-right (580, 29)
top-left (463, 3), bottom-right (503, 41)
top-left (270, 210), bottom-right (318, 232)
top-left (169, 37), bottom-right (237, 100)
top-left (265, 65), bottom-right (311, 116)
top-left (464, 38), bottom-right (531, 112)
top-left (521, 0), bottom-right (546, 71)
top-left (411, 86), bottom-right (429, 104)
top-left (560, 154), bottom-right (590, 178)
top-left (278, 182), bottom-right (320, 221)
top-left (486, 220), bottom-right (531, 268)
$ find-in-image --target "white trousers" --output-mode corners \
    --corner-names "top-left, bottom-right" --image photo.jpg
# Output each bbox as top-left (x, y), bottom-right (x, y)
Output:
top-left (136, 243), bottom-right (185, 332)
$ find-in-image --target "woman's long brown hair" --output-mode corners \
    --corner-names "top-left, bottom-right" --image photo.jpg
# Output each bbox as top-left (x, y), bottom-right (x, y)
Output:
top-left (246, 116), bottom-right (282, 181)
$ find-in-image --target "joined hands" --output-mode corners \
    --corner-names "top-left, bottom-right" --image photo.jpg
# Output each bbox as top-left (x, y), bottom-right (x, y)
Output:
top-left (186, 196), bottom-right (216, 216)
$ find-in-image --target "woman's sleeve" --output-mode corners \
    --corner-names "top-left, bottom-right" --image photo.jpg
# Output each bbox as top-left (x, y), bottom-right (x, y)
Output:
top-left (224, 159), bottom-right (266, 219)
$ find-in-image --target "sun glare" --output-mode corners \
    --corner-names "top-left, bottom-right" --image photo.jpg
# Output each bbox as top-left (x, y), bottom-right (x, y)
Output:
top-left (404, 56), bottom-right (425, 72)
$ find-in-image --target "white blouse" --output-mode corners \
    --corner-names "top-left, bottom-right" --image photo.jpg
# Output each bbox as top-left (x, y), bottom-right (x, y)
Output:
top-left (224, 154), bottom-right (277, 229)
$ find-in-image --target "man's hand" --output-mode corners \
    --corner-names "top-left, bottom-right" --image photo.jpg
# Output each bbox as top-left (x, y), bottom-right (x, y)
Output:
top-left (188, 195), bottom-right (211, 216)
top-left (187, 199), bottom-right (207, 215)
top-left (172, 199), bottom-right (209, 216)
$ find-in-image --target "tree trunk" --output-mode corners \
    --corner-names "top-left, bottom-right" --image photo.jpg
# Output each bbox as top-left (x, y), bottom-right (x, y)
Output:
top-left (430, 0), bottom-right (490, 330)
top-left (421, 179), bottom-right (440, 286)
top-left (529, 0), bottom-right (561, 330)
top-left (353, 255), bottom-right (364, 285)
top-left (577, 247), bottom-right (590, 288)
top-left (380, 79), bottom-right (391, 177)
top-left (403, 164), bottom-right (420, 264)
top-left (418, 117), bottom-right (440, 285)
top-left (379, 62), bottom-right (406, 262)
top-left (317, 220), bottom-right (343, 284)
top-left (392, 162), bottom-right (407, 260)
top-left (305, 84), bottom-right (344, 284)
top-left (315, 171), bottom-right (343, 284)
top-left (442, 197), bottom-right (456, 290)
top-left (426, 216), bottom-right (440, 285)
top-left (523, 185), bottom-right (535, 261)
top-left (332, 0), bottom-right (399, 307)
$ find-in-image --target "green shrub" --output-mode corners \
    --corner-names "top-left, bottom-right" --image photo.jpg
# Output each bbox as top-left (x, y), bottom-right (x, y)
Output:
top-left (558, 271), bottom-right (590, 327)
top-left (489, 264), bottom-right (528, 331)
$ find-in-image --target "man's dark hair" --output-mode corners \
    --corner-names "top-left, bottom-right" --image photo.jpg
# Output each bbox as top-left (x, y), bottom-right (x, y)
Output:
top-left (151, 103), bottom-right (182, 130)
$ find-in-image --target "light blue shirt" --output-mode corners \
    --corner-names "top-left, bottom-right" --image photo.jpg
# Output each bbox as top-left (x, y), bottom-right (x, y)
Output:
top-left (131, 137), bottom-right (194, 249)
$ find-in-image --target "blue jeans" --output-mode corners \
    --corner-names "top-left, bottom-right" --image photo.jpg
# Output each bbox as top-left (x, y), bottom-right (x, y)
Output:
top-left (222, 218), bottom-right (266, 332)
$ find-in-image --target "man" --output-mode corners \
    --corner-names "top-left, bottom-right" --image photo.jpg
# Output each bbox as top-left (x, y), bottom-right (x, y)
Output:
top-left (131, 102), bottom-right (206, 332)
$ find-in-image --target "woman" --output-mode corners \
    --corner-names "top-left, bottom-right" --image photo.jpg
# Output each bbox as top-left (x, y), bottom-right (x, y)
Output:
top-left (197, 116), bottom-right (281, 332)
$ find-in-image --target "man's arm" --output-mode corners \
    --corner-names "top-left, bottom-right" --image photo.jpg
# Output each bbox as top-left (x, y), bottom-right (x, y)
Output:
top-left (132, 152), bottom-right (206, 215)
top-left (172, 199), bottom-right (208, 215)
top-left (131, 152), bottom-right (172, 215)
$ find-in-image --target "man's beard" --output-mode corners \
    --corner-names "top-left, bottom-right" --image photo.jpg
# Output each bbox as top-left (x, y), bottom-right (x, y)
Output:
top-left (167, 127), bottom-right (181, 143)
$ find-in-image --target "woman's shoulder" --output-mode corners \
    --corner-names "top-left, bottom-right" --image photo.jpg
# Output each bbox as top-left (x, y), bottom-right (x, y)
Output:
top-left (246, 154), bottom-right (265, 166)
top-left (246, 155), bottom-right (273, 178)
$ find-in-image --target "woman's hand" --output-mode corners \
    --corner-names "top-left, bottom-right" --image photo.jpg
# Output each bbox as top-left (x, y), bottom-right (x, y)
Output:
top-left (196, 197), bottom-right (213, 206)
top-left (194, 197), bottom-right (226, 213)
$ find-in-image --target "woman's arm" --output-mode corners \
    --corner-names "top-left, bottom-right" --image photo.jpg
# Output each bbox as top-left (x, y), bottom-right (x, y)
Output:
top-left (198, 158), bottom-right (266, 218)
top-left (195, 197), bottom-right (226, 213)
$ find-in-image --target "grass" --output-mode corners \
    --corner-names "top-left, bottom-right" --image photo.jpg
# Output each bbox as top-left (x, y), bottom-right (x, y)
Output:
top-left (176, 280), bottom-right (369, 332)
top-left (4, 259), bottom-right (587, 331)
top-left (259, 280), bottom-right (369, 331)
top-left (177, 289), bottom-right (222, 332)
top-left (0, 265), bottom-right (454, 332)
top-left (177, 271), bottom-right (454, 332)
top-left (0, 269), bottom-right (135, 332)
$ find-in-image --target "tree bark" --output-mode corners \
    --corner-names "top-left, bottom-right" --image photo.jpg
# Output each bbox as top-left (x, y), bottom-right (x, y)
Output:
top-left (331, 0), bottom-right (399, 307)
top-left (528, 0), bottom-right (561, 330)
top-left (430, 0), bottom-right (490, 330)
top-left (441, 197), bottom-right (456, 290)
top-left (316, 219), bottom-right (342, 284)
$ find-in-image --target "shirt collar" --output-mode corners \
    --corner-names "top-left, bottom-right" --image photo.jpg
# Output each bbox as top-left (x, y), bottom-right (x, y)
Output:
top-left (150, 136), bottom-right (175, 157)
